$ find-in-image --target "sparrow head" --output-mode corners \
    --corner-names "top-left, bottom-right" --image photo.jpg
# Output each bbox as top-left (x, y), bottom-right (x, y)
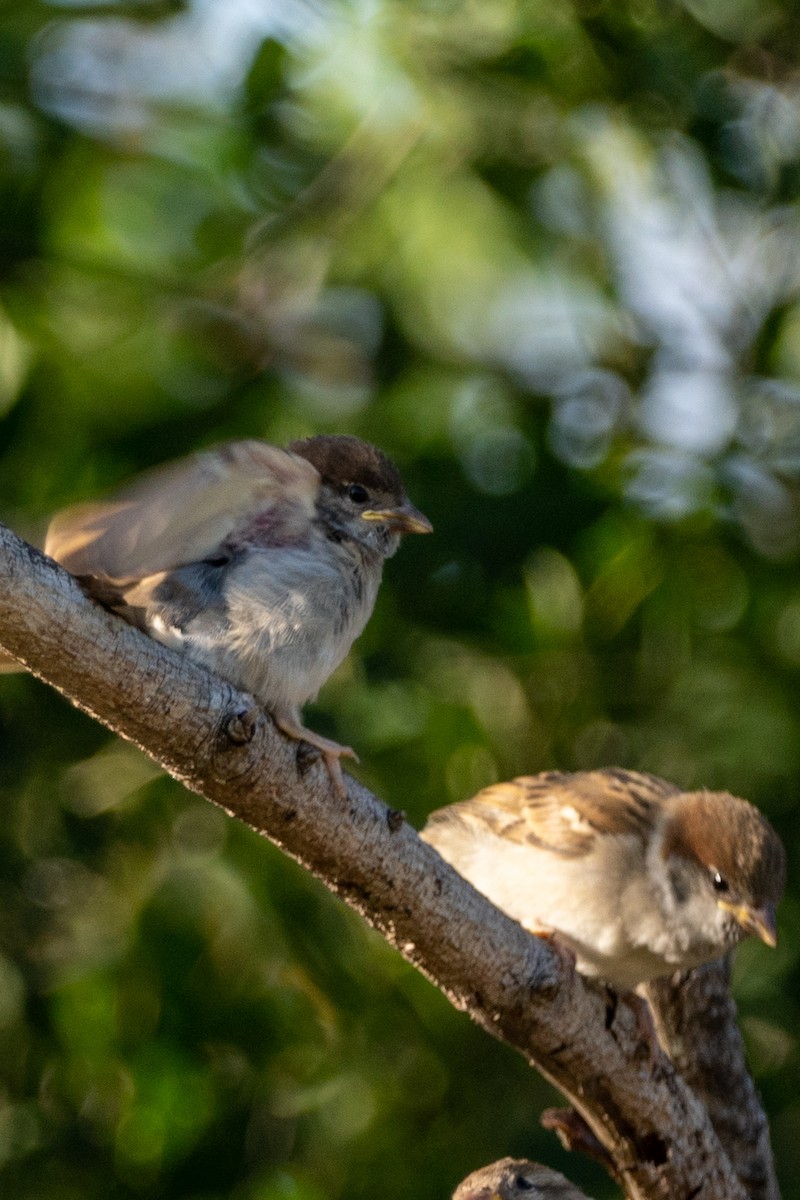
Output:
top-left (662, 791), bottom-right (786, 949)
top-left (452, 1157), bottom-right (588, 1200)
top-left (289, 435), bottom-right (432, 557)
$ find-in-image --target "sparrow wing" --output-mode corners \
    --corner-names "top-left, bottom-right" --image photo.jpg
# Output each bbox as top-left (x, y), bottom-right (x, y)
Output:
top-left (45, 441), bottom-right (320, 582)
top-left (425, 769), bottom-right (680, 858)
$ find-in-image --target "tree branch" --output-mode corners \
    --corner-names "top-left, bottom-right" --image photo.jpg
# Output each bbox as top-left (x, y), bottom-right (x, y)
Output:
top-left (645, 962), bottom-right (780, 1200)
top-left (0, 521), bottom-right (756, 1200)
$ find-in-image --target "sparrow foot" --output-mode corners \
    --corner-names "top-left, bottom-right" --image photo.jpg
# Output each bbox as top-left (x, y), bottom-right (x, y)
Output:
top-left (621, 988), bottom-right (660, 1060)
top-left (273, 712), bottom-right (358, 799)
top-left (524, 924), bottom-right (577, 974)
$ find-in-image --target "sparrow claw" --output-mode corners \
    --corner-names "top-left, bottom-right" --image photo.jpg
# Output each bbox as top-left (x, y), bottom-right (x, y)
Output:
top-left (605, 986), bottom-right (661, 1061)
top-left (524, 924), bottom-right (577, 974)
top-left (273, 713), bottom-right (357, 798)
top-left (317, 747), bottom-right (347, 799)
top-left (624, 988), bottom-right (661, 1059)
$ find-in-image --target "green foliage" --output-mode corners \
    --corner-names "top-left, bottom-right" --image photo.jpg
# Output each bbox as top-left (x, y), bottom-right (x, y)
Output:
top-left (1, 0), bottom-right (800, 1196)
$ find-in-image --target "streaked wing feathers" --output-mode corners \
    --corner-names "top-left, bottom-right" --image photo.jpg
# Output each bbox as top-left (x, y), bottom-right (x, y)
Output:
top-left (45, 441), bottom-right (320, 581)
top-left (426, 768), bottom-right (679, 857)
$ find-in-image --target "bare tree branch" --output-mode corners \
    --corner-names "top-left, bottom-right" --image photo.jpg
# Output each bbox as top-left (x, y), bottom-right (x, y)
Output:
top-left (645, 962), bottom-right (780, 1200)
top-left (0, 521), bottom-right (759, 1200)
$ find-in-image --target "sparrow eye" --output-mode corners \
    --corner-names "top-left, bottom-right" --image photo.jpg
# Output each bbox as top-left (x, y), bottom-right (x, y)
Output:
top-left (712, 871), bottom-right (729, 893)
top-left (346, 483), bottom-right (369, 504)
top-left (514, 1177), bottom-right (535, 1192)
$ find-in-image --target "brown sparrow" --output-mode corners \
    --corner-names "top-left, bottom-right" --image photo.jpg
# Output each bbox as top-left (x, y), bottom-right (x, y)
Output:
top-left (452, 1157), bottom-right (590, 1200)
top-left (32, 435), bottom-right (431, 794)
top-left (422, 769), bottom-right (785, 990)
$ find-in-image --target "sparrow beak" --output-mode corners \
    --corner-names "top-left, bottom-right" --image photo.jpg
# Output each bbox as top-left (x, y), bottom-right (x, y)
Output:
top-left (361, 502), bottom-right (433, 534)
top-left (718, 898), bottom-right (778, 948)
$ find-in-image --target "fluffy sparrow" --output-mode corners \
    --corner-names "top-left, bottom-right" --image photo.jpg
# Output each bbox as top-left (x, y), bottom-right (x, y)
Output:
top-left (452, 1157), bottom-right (590, 1200)
top-left (422, 768), bottom-right (785, 990)
top-left (33, 435), bottom-right (431, 794)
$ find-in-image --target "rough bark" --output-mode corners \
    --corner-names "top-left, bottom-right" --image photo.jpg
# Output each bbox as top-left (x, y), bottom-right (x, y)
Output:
top-left (645, 962), bottom-right (780, 1200)
top-left (0, 520), bottom-right (774, 1200)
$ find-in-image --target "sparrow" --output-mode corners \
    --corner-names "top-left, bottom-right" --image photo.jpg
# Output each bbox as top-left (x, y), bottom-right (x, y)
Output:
top-left (421, 768), bottom-right (785, 991)
top-left (452, 1157), bottom-right (590, 1200)
top-left (32, 435), bottom-right (432, 794)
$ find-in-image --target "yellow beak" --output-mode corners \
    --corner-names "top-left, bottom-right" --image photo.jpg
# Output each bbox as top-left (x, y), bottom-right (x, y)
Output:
top-left (718, 899), bottom-right (778, 948)
top-left (362, 503), bottom-right (433, 534)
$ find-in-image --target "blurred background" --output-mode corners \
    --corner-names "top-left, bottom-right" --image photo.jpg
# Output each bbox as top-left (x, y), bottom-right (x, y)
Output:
top-left (0, 0), bottom-right (799, 1197)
